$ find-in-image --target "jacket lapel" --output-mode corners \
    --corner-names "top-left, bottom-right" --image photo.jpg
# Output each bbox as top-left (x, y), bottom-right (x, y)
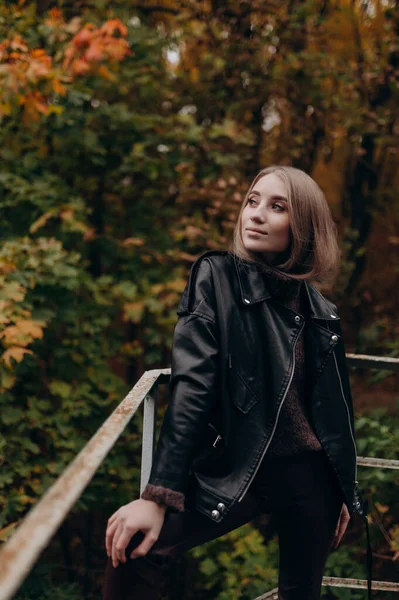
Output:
top-left (233, 253), bottom-right (340, 321)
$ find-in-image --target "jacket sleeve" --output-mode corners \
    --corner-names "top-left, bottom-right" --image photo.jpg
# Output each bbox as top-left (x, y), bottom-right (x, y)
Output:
top-left (140, 257), bottom-right (220, 512)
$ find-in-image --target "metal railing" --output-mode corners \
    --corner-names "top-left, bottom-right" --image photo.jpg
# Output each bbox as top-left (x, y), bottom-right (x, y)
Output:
top-left (256, 577), bottom-right (398, 599)
top-left (0, 355), bottom-right (398, 600)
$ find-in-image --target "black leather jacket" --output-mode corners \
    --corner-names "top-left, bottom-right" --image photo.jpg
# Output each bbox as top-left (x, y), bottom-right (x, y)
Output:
top-left (143, 250), bottom-right (372, 597)
top-left (146, 249), bottom-right (367, 523)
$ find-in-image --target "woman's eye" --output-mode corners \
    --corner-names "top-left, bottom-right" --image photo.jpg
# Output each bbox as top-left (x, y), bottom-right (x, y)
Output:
top-left (247, 198), bottom-right (284, 211)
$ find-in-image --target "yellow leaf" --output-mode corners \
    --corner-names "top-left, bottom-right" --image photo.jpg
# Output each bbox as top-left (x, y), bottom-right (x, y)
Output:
top-left (0, 371), bottom-right (16, 391)
top-left (189, 67), bottom-right (200, 83)
top-left (0, 102), bottom-right (11, 116)
top-left (47, 104), bottom-right (64, 115)
top-left (375, 502), bottom-right (389, 514)
top-left (20, 495), bottom-right (34, 506)
top-left (97, 64), bottom-right (116, 81)
top-left (30, 209), bottom-right (57, 233)
top-left (167, 279), bottom-right (187, 293)
top-left (123, 302), bottom-right (144, 323)
top-left (16, 319), bottom-right (45, 339)
top-left (122, 237), bottom-right (144, 247)
top-left (0, 520), bottom-right (21, 542)
top-left (151, 283), bottom-right (165, 295)
top-left (1, 281), bottom-right (25, 301)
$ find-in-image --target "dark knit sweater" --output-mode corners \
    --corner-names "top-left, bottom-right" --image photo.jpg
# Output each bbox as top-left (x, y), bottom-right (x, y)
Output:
top-left (141, 260), bottom-right (322, 511)
top-left (261, 262), bottom-right (322, 457)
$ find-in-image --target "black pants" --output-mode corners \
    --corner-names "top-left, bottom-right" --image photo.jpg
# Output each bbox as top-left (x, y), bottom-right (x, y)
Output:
top-left (103, 450), bottom-right (344, 600)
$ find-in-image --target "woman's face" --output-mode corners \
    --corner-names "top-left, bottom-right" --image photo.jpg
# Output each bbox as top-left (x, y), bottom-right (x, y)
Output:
top-left (240, 172), bottom-right (291, 264)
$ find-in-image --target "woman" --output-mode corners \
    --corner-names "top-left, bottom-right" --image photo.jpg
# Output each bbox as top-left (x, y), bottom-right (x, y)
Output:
top-left (104, 166), bottom-right (372, 600)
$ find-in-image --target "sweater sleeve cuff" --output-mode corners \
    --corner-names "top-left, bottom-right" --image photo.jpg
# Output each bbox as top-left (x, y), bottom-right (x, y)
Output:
top-left (140, 484), bottom-right (185, 513)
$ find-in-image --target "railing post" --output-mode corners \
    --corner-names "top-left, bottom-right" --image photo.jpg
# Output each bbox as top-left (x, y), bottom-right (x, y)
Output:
top-left (140, 383), bottom-right (158, 494)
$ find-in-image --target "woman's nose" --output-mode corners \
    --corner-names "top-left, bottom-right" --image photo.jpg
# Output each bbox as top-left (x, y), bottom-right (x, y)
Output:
top-left (251, 207), bottom-right (265, 222)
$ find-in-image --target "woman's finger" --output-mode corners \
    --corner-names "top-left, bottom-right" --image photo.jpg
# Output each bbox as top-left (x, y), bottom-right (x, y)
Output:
top-left (334, 519), bottom-right (340, 538)
top-left (330, 505), bottom-right (342, 548)
top-left (334, 506), bottom-right (350, 548)
top-left (107, 512), bottom-right (119, 527)
top-left (105, 519), bottom-right (119, 557)
top-left (111, 522), bottom-right (124, 568)
top-left (115, 527), bottom-right (138, 564)
top-left (130, 530), bottom-right (158, 559)
top-left (335, 524), bottom-right (345, 548)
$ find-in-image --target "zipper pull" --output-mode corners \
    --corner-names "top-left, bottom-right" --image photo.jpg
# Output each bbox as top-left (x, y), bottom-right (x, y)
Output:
top-left (213, 434), bottom-right (222, 448)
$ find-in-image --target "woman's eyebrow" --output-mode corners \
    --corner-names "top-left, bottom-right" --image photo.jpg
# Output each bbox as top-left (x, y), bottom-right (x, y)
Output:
top-left (249, 191), bottom-right (288, 202)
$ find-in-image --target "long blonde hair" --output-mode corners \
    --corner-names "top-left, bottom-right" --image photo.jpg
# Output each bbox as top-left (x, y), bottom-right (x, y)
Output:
top-left (232, 165), bottom-right (341, 284)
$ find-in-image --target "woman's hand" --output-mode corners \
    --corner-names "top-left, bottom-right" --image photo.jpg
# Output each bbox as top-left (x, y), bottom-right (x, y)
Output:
top-left (331, 502), bottom-right (350, 549)
top-left (105, 498), bottom-right (167, 568)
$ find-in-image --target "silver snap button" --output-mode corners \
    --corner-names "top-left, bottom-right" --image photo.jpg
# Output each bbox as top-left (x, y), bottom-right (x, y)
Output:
top-left (294, 315), bottom-right (301, 323)
top-left (211, 510), bottom-right (220, 519)
top-left (331, 314), bottom-right (337, 318)
top-left (217, 503), bottom-right (225, 511)
top-left (243, 298), bottom-right (250, 304)
top-left (331, 334), bottom-right (338, 342)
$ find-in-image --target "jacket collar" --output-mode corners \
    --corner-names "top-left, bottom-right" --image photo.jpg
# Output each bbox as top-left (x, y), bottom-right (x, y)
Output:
top-left (232, 252), bottom-right (339, 321)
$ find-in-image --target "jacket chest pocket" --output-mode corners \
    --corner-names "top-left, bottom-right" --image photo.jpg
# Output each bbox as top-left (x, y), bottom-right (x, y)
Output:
top-left (226, 353), bottom-right (260, 414)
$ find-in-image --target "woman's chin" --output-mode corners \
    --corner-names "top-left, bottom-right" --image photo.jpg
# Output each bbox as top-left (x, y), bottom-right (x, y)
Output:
top-left (243, 241), bottom-right (268, 253)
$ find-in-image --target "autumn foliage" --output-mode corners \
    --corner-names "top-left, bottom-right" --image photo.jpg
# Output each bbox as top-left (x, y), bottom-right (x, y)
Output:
top-left (0, 12), bottom-right (131, 123)
top-left (0, 1), bottom-right (398, 598)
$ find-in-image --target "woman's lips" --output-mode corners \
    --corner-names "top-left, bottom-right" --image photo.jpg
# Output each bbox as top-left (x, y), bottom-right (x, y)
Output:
top-left (246, 228), bottom-right (267, 235)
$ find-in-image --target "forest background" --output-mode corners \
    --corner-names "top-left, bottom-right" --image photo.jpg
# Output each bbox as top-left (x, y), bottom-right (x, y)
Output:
top-left (0, 0), bottom-right (398, 598)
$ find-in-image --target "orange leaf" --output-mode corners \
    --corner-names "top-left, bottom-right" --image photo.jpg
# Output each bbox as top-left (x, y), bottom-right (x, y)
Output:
top-left (73, 27), bottom-right (93, 49)
top-left (85, 40), bottom-right (106, 63)
top-left (16, 319), bottom-right (44, 339)
top-left (0, 320), bottom-right (44, 346)
top-left (2, 346), bottom-right (33, 367)
top-left (10, 36), bottom-right (28, 53)
top-left (72, 58), bottom-right (91, 76)
top-left (106, 39), bottom-right (131, 61)
top-left (52, 79), bottom-right (67, 96)
top-left (60, 209), bottom-right (74, 221)
top-left (101, 19), bottom-right (128, 37)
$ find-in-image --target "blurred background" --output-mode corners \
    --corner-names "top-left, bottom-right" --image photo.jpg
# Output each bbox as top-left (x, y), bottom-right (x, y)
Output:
top-left (0, 1), bottom-right (398, 598)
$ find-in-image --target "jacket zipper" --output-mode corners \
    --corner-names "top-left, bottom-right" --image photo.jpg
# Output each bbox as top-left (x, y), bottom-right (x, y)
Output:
top-left (237, 321), bottom-right (305, 502)
top-left (207, 422), bottom-right (222, 447)
top-left (326, 323), bottom-right (358, 486)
